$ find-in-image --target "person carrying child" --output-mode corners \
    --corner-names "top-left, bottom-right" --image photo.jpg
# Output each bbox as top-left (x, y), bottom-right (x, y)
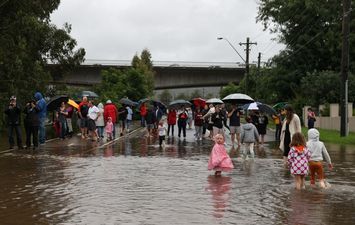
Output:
top-left (287, 132), bottom-right (311, 190)
top-left (307, 128), bottom-right (333, 188)
top-left (208, 134), bottom-right (234, 176)
top-left (105, 117), bottom-right (114, 141)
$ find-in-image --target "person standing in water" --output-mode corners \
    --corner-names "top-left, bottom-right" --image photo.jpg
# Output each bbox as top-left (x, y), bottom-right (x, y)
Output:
top-left (287, 132), bottom-right (311, 190)
top-left (280, 105), bottom-right (301, 166)
top-left (307, 128), bottom-right (333, 188)
top-left (208, 134), bottom-right (234, 176)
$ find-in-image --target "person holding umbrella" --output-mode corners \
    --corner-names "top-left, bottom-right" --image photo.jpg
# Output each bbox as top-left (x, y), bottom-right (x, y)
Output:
top-left (78, 96), bottom-right (89, 139)
top-left (228, 104), bottom-right (242, 147)
top-left (177, 107), bottom-right (188, 139)
top-left (4, 96), bottom-right (23, 149)
top-left (167, 109), bottom-right (177, 136)
top-left (56, 102), bottom-right (68, 140)
top-left (23, 99), bottom-right (39, 149)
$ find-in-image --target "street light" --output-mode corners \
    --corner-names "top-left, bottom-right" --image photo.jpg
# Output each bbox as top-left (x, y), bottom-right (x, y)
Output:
top-left (217, 37), bottom-right (245, 63)
top-left (217, 37), bottom-right (247, 93)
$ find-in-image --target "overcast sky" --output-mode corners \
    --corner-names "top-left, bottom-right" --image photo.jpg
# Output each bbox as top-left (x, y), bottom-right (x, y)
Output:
top-left (51, 0), bottom-right (284, 64)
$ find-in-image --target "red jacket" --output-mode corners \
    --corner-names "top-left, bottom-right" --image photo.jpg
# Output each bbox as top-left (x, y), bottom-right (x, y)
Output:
top-left (167, 110), bottom-right (177, 125)
top-left (104, 103), bottom-right (118, 123)
top-left (140, 104), bottom-right (147, 117)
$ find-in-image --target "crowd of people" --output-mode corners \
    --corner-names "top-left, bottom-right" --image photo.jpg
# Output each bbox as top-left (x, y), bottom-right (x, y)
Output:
top-left (4, 93), bottom-right (47, 150)
top-left (3, 94), bottom-right (135, 149)
top-left (200, 104), bottom-right (332, 190)
top-left (4, 94), bottom-right (331, 190)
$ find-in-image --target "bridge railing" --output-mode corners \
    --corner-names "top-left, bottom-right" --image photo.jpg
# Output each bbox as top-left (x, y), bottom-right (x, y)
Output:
top-left (81, 59), bottom-right (248, 68)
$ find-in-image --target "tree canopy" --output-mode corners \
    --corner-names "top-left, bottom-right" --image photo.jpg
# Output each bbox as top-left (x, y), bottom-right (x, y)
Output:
top-left (240, 0), bottom-right (355, 107)
top-left (96, 49), bottom-right (155, 105)
top-left (0, 0), bottom-right (85, 128)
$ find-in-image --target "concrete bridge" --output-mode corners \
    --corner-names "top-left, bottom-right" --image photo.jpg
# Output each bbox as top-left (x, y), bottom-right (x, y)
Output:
top-left (50, 60), bottom-right (245, 91)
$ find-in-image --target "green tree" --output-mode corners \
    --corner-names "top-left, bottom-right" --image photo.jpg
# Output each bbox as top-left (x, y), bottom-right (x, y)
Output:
top-left (96, 49), bottom-right (156, 104)
top-left (219, 82), bottom-right (241, 99)
top-left (131, 49), bottom-right (155, 96)
top-left (255, 0), bottom-right (355, 108)
top-left (175, 93), bottom-right (189, 100)
top-left (300, 71), bottom-right (355, 106)
top-left (257, 0), bottom-right (345, 72)
top-left (0, 0), bottom-right (85, 129)
top-left (158, 90), bottom-right (173, 106)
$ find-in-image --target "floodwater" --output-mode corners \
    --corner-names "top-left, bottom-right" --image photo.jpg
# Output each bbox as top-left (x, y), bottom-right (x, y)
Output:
top-left (0, 129), bottom-right (354, 225)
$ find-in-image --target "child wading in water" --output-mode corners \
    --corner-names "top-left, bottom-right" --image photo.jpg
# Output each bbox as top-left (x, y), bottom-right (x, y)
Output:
top-left (307, 128), bottom-right (333, 188)
top-left (158, 120), bottom-right (167, 147)
top-left (105, 117), bottom-right (114, 141)
top-left (287, 132), bottom-right (311, 190)
top-left (208, 134), bottom-right (234, 176)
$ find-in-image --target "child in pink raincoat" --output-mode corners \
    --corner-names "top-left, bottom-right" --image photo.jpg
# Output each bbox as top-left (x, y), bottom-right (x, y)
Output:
top-left (208, 134), bottom-right (234, 176)
top-left (105, 117), bottom-right (114, 141)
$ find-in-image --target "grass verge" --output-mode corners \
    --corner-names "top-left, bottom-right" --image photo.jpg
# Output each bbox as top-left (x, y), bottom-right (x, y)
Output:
top-left (302, 127), bottom-right (355, 145)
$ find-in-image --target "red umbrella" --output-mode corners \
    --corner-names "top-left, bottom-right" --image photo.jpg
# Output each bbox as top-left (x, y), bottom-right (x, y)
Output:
top-left (191, 97), bottom-right (206, 108)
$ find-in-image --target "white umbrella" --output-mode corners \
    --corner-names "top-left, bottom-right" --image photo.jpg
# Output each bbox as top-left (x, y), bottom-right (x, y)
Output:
top-left (247, 102), bottom-right (259, 110)
top-left (206, 98), bottom-right (224, 104)
top-left (222, 93), bottom-right (254, 104)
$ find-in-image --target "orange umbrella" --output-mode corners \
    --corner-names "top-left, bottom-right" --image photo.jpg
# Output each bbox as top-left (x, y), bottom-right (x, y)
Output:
top-left (67, 99), bottom-right (79, 109)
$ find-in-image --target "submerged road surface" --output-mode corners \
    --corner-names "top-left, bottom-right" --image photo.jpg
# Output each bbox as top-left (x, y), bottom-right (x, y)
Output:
top-left (0, 126), bottom-right (354, 225)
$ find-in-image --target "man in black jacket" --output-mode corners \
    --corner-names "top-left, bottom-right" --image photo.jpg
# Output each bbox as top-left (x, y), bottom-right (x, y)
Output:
top-left (4, 96), bottom-right (23, 149)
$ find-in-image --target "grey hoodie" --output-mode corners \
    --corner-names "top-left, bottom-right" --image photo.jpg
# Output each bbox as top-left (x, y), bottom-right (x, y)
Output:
top-left (307, 128), bottom-right (331, 163)
top-left (241, 123), bottom-right (259, 143)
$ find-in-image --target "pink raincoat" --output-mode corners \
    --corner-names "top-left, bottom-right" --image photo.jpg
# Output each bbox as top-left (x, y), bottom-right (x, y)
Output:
top-left (208, 143), bottom-right (234, 172)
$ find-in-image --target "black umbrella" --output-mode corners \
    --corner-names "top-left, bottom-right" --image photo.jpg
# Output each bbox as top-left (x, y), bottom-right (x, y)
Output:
top-left (78, 90), bottom-right (99, 99)
top-left (169, 99), bottom-right (192, 109)
top-left (138, 98), bottom-right (167, 112)
top-left (243, 102), bottom-right (277, 116)
top-left (120, 98), bottom-right (138, 106)
top-left (46, 95), bottom-right (69, 111)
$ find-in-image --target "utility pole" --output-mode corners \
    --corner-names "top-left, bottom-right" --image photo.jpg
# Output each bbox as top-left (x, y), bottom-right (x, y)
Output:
top-left (340, 0), bottom-right (351, 137)
top-left (240, 37), bottom-right (257, 94)
top-left (257, 52), bottom-right (261, 76)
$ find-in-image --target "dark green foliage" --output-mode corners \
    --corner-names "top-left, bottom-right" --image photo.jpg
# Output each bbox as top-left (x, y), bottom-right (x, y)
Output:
top-left (240, 0), bottom-right (355, 111)
top-left (0, 0), bottom-right (85, 129)
top-left (219, 82), bottom-right (241, 99)
top-left (96, 49), bottom-right (155, 105)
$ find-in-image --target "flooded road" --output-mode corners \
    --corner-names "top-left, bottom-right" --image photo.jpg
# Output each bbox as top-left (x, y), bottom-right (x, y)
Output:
top-left (0, 128), bottom-right (354, 225)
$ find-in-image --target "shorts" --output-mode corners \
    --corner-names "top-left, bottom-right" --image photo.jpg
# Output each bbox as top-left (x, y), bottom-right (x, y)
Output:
top-left (230, 126), bottom-right (241, 134)
top-left (80, 117), bottom-right (88, 128)
top-left (87, 119), bottom-right (97, 131)
top-left (309, 161), bottom-right (324, 184)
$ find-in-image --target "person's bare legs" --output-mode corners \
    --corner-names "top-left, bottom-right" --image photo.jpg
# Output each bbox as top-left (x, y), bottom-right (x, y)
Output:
top-left (231, 133), bottom-right (235, 146)
top-left (295, 175), bottom-right (302, 190)
top-left (236, 133), bottom-right (241, 146)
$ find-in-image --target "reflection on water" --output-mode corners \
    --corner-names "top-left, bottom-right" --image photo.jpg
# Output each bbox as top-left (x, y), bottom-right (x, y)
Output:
top-left (0, 129), bottom-right (355, 224)
top-left (206, 175), bottom-right (232, 219)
